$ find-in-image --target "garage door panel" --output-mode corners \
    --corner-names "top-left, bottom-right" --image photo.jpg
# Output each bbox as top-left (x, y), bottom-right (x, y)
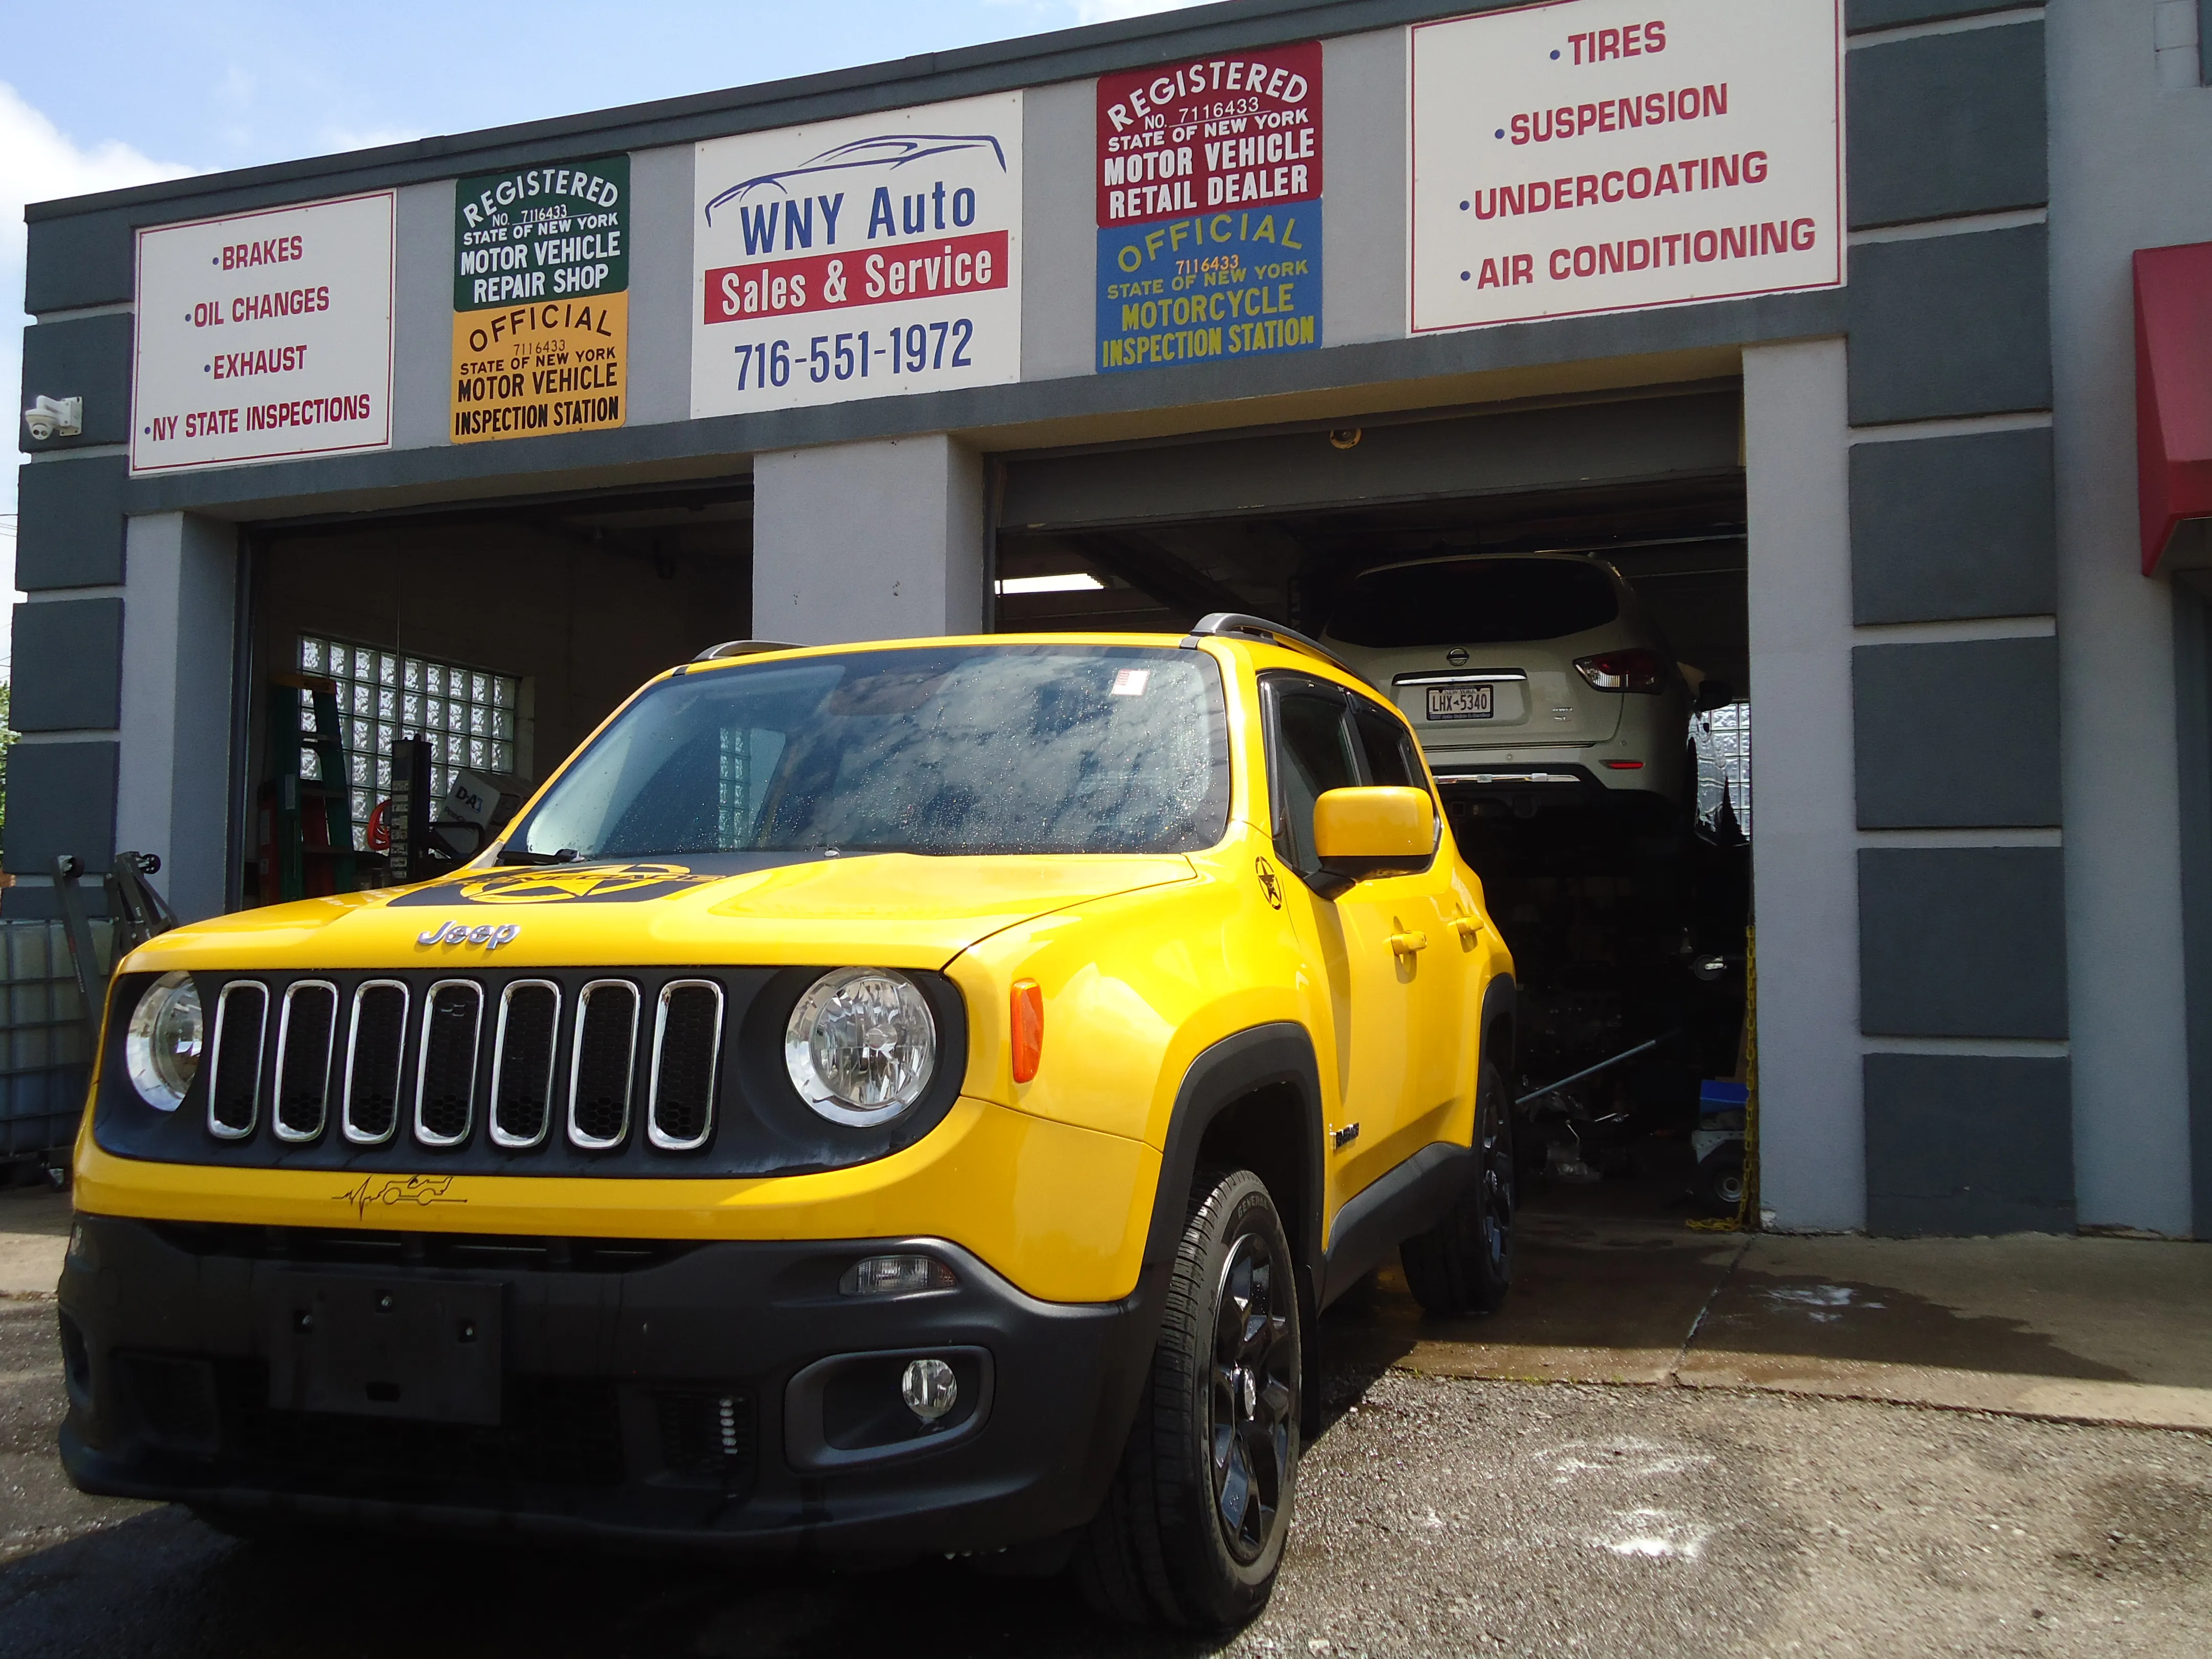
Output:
top-left (1001, 389), bottom-right (1742, 531)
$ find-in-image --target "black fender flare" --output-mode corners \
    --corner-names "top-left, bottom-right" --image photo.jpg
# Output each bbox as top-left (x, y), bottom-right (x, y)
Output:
top-left (1479, 972), bottom-right (1517, 1081)
top-left (1137, 1022), bottom-right (1327, 1312)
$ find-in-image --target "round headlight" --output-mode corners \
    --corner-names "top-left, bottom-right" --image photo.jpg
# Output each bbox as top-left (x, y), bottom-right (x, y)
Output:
top-left (125, 970), bottom-right (203, 1112)
top-left (784, 968), bottom-right (938, 1126)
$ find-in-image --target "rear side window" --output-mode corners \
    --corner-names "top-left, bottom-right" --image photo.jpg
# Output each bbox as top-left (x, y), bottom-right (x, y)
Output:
top-left (1325, 558), bottom-right (1620, 647)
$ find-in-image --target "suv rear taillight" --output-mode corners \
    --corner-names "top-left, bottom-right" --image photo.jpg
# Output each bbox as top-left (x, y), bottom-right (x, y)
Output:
top-left (1573, 648), bottom-right (1669, 693)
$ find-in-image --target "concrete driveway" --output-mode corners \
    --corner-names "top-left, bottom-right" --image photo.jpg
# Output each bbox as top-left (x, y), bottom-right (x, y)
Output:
top-left (4, 1180), bottom-right (2209, 1657)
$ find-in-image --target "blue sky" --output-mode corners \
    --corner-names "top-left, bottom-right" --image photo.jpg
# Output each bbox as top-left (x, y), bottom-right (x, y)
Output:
top-left (1, 0), bottom-right (1211, 644)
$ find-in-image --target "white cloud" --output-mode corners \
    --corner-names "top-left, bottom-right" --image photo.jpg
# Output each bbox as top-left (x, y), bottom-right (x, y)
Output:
top-left (0, 83), bottom-right (194, 612)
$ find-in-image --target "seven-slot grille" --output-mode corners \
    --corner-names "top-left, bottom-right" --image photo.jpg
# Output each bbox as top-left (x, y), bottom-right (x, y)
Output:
top-left (221, 972), bottom-right (726, 1155)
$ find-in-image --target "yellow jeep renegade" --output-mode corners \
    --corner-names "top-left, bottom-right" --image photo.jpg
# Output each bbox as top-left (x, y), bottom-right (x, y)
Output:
top-left (59, 615), bottom-right (1516, 1629)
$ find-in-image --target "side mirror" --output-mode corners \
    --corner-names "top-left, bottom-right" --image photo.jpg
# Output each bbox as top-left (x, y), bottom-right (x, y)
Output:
top-left (1694, 678), bottom-right (1737, 712)
top-left (1313, 787), bottom-right (1435, 885)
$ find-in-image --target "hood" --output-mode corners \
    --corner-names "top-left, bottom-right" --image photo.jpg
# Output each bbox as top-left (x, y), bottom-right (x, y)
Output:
top-left (121, 851), bottom-right (1198, 976)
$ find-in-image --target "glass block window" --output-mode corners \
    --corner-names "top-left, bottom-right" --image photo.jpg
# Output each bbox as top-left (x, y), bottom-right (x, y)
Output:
top-left (297, 636), bottom-right (520, 836)
top-left (1693, 699), bottom-right (1752, 838)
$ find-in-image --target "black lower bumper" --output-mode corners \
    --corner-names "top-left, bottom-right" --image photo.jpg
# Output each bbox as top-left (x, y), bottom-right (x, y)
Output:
top-left (57, 1215), bottom-right (1157, 1557)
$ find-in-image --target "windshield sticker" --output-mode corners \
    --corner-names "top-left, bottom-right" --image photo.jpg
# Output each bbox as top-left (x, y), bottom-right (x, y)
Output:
top-left (1111, 668), bottom-right (1152, 696)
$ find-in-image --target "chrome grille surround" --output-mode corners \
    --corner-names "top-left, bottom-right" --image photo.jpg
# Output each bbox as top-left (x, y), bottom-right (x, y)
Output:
top-left (341, 980), bottom-right (411, 1145)
top-left (206, 982), bottom-right (269, 1141)
top-left (490, 980), bottom-right (563, 1150)
top-left (567, 980), bottom-right (641, 1151)
top-left (413, 980), bottom-right (485, 1148)
top-left (647, 980), bottom-right (725, 1152)
top-left (271, 980), bottom-right (339, 1143)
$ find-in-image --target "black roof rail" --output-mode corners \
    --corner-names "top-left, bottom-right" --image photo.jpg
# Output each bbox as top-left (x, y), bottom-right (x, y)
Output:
top-left (1182, 612), bottom-right (1357, 675)
top-left (695, 640), bottom-right (802, 662)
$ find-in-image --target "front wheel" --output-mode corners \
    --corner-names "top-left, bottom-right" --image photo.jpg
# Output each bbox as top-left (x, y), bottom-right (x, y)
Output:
top-left (1075, 1168), bottom-right (1301, 1631)
top-left (1401, 1060), bottom-right (1516, 1315)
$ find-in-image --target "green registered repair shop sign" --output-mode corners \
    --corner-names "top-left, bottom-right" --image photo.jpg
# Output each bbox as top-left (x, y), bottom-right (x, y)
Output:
top-left (451, 155), bottom-right (628, 443)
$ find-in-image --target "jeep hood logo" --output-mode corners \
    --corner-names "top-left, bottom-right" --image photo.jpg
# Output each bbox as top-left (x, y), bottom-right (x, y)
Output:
top-left (390, 861), bottom-right (726, 907)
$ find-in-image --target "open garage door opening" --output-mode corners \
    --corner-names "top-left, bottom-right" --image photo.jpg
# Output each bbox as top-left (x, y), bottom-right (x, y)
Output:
top-left (995, 398), bottom-right (1755, 1222)
top-left (238, 482), bottom-right (753, 909)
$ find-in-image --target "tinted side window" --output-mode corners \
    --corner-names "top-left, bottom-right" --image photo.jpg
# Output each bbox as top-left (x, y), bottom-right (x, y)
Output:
top-left (1351, 701), bottom-right (1423, 792)
top-left (1269, 688), bottom-right (1358, 874)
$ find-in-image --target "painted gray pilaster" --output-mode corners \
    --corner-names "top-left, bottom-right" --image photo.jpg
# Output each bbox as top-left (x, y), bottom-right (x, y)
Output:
top-left (752, 434), bottom-right (987, 645)
top-left (1322, 27), bottom-right (1408, 349)
top-left (2048, 0), bottom-right (2212, 1237)
top-left (1020, 78), bottom-right (1097, 384)
top-left (116, 513), bottom-right (239, 922)
top-left (1744, 338), bottom-right (1863, 1232)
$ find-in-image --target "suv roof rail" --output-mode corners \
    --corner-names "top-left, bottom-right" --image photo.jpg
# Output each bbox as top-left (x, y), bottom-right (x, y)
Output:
top-left (695, 639), bottom-right (801, 662)
top-left (1183, 612), bottom-right (1356, 674)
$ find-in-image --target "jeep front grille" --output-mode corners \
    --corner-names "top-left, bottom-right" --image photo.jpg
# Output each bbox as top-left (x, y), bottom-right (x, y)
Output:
top-left (272, 981), bottom-right (337, 1143)
top-left (649, 981), bottom-right (724, 1151)
top-left (342, 981), bottom-right (410, 1144)
top-left (415, 981), bottom-right (484, 1147)
top-left (568, 981), bottom-right (640, 1150)
top-left (173, 969), bottom-right (739, 1159)
top-left (491, 981), bottom-right (561, 1148)
top-left (207, 982), bottom-right (268, 1140)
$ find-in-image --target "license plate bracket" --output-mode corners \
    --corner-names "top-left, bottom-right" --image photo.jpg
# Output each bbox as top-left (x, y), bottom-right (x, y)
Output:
top-left (1426, 684), bottom-right (1495, 721)
top-left (268, 1272), bottom-right (504, 1425)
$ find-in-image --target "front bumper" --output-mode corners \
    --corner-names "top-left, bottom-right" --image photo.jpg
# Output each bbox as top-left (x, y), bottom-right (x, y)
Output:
top-left (57, 1214), bottom-right (1156, 1557)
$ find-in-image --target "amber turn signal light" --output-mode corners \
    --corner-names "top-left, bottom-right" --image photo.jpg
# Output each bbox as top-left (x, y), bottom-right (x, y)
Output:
top-left (1011, 979), bottom-right (1044, 1083)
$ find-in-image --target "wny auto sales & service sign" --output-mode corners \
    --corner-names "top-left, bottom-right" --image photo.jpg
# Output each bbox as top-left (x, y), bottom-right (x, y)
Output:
top-left (691, 94), bottom-right (1023, 415)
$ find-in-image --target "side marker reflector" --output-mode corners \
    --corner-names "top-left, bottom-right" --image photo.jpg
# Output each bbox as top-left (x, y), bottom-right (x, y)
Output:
top-left (1011, 980), bottom-right (1044, 1083)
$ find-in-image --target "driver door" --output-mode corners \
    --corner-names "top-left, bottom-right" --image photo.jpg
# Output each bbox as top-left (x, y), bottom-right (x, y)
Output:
top-left (1262, 676), bottom-right (1429, 1213)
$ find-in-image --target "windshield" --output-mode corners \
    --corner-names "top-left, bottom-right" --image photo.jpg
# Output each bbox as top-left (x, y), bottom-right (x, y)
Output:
top-left (506, 644), bottom-right (1231, 860)
top-left (1326, 558), bottom-right (1621, 647)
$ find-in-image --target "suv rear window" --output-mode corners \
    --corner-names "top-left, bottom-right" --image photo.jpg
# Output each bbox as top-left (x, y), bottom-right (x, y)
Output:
top-left (1325, 558), bottom-right (1620, 648)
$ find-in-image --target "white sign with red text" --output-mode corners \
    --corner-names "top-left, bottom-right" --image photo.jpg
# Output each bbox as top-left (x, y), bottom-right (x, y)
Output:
top-left (131, 192), bottom-right (394, 473)
top-left (692, 93), bottom-right (1023, 415)
top-left (1411, 0), bottom-right (1841, 332)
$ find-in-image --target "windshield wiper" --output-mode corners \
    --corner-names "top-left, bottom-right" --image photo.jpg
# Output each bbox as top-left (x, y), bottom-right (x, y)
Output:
top-left (492, 846), bottom-right (580, 866)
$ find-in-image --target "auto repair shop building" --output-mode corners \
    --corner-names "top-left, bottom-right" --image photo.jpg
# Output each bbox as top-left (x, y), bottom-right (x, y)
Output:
top-left (13, 0), bottom-right (2212, 1239)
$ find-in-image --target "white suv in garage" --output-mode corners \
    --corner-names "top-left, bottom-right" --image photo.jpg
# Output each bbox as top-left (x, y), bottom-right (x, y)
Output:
top-left (1318, 553), bottom-right (1693, 814)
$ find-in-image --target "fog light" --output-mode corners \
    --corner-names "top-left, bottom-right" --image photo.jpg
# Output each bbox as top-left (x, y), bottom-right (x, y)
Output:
top-left (902, 1357), bottom-right (958, 1423)
top-left (841, 1254), bottom-right (958, 1298)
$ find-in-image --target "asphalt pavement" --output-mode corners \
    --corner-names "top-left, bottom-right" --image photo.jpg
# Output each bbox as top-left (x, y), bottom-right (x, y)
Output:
top-left (6, 1282), bottom-right (2210, 1657)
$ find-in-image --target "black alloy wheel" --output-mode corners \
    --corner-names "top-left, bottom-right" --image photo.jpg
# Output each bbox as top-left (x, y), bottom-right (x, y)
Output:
top-left (1075, 1168), bottom-right (1302, 1630)
top-left (1210, 1220), bottom-right (1296, 1564)
top-left (1401, 1060), bottom-right (1516, 1315)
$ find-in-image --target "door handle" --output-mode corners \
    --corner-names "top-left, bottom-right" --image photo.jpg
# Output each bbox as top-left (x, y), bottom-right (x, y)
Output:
top-left (1451, 916), bottom-right (1482, 946)
top-left (1389, 930), bottom-right (1429, 956)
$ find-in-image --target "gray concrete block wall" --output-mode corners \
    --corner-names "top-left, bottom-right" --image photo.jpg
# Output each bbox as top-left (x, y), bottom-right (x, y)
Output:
top-left (1853, 637), bottom-right (2061, 827)
top-left (1849, 428), bottom-right (2057, 623)
top-left (8, 599), bottom-right (124, 731)
top-left (1846, 227), bottom-right (2052, 424)
top-left (1859, 847), bottom-right (2070, 1039)
top-left (1863, 1053), bottom-right (2076, 1233)
top-left (1847, 23), bottom-right (2048, 228)
top-left (17, 313), bottom-right (133, 454)
top-left (13, 458), bottom-right (126, 589)
top-left (1842, 14), bottom-right (2066, 1236)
